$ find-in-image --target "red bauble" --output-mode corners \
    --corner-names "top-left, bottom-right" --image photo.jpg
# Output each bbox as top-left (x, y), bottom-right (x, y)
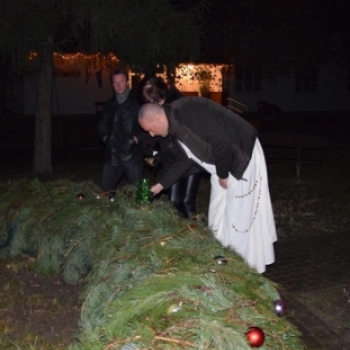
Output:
top-left (246, 327), bottom-right (265, 347)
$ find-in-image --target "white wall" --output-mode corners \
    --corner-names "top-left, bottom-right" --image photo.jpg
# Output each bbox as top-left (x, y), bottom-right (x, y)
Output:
top-left (52, 69), bottom-right (114, 114)
top-left (225, 65), bottom-right (350, 113)
top-left (17, 69), bottom-right (114, 115)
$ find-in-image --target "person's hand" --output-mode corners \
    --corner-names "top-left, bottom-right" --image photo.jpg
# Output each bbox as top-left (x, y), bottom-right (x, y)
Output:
top-left (145, 157), bottom-right (155, 166)
top-left (151, 183), bottom-right (164, 195)
top-left (145, 154), bottom-right (160, 167)
top-left (219, 177), bottom-right (228, 189)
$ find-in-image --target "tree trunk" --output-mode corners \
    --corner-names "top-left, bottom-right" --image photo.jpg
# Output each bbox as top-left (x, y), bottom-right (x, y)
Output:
top-left (32, 37), bottom-right (54, 175)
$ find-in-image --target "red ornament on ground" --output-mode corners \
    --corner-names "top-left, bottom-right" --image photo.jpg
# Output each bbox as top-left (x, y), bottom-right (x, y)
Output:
top-left (246, 326), bottom-right (265, 347)
top-left (273, 299), bottom-right (287, 317)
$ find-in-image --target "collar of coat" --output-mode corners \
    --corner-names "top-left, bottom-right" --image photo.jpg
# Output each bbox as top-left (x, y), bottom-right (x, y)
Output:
top-left (162, 103), bottom-right (215, 165)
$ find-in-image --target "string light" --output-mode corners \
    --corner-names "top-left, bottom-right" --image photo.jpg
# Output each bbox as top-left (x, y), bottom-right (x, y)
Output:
top-left (28, 52), bottom-right (38, 60)
top-left (29, 51), bottom-right (118, 62)
top-left (54, 52), bottom-right (118, 61)
top-left (27, 51), bottom-right (223, 94)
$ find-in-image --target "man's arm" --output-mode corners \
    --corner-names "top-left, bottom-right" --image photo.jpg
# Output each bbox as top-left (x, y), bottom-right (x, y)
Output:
top-left (150, 183), bottom-right (164, 195)
top-left (150, 156), bottom-right (194, 194)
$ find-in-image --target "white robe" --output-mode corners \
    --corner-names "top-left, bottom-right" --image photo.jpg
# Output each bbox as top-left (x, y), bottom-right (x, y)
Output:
top-left (179, 139), bottom-right (277, 273)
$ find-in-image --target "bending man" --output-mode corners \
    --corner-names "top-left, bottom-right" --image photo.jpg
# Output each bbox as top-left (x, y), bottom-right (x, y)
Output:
top-left (138, 97), bottom-right (277, 273)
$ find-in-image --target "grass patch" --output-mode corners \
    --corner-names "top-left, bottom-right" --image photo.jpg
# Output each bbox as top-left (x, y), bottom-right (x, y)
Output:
top-left (297, 283), bottom-right (350, 335)
top-left (267, 145), bottom-right (350, 239)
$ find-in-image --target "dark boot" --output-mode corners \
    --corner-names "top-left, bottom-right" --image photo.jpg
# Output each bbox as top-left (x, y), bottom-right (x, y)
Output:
top-left (168, 179), bottom-right (185, 216)
top-left (182, 173), bottom-right (200, 218)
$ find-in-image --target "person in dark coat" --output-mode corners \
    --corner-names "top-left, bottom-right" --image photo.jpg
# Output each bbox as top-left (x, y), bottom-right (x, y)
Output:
top-left (139, 76), bottom-right (201, 219)
top-left (97, 69), bottom-right (144, 195)
top-left (257, 101), bottom-right (282, 131)
top-left (138, 97), bottom-right (277, 273)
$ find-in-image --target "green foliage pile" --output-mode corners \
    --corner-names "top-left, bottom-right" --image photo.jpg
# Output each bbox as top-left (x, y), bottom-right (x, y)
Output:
top-left (0, 179), bottom-right (304, 349)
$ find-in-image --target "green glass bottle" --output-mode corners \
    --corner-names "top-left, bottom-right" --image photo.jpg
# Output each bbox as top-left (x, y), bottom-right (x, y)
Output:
top-left (135, 179), bottom-right (152, 204)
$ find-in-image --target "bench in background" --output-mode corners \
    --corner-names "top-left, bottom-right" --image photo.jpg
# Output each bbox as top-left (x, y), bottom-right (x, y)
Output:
top-left (259, 132), bottom-right (328, 183)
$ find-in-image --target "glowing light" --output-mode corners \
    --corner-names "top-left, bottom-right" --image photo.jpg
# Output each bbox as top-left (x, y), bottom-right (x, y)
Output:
top-left (29, 51), bottom-right (118, 62)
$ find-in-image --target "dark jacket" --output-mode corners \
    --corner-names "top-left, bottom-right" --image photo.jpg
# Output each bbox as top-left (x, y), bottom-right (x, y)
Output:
top-left (159, 97), bottom-right (258, 188)
top-left (97, 90), bottom-right (144, 166)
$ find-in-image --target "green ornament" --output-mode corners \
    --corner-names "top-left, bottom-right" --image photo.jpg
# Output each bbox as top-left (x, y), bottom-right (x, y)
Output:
top-left (136, 179), bottom-right (152, 204)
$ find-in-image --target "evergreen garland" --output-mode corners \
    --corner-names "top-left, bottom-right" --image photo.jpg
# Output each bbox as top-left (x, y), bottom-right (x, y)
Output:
top-left (0, 179), bottom-right (305, 349)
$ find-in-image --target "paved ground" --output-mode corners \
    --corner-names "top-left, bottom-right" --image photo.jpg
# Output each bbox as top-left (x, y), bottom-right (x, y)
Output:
top-left (264, 231), bottom-right (350, 349)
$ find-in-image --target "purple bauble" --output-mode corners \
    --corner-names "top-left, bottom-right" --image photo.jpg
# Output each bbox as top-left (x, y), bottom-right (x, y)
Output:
top-left (273, 299), bottom-right (287, 317)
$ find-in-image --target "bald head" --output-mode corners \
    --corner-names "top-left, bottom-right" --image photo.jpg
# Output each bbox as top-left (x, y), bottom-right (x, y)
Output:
top-left (138, 103), bottom-right (164, 121)
top-left (138, 103), bottom-right (169, 137)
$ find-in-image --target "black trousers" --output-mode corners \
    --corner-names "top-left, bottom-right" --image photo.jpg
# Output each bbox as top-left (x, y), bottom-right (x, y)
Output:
top-left (101, 163), bottom-right (143, 194)
top-left (168, 173), bottom-right (201, 218)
